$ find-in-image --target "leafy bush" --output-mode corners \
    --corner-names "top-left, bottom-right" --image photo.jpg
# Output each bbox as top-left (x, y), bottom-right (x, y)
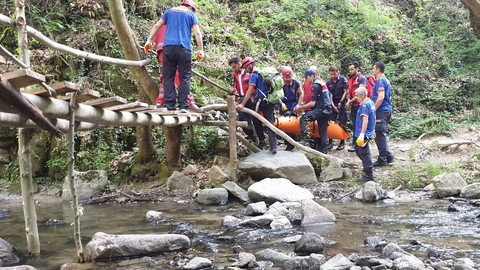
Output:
top-left (390, 112), bottom-right (453, 139)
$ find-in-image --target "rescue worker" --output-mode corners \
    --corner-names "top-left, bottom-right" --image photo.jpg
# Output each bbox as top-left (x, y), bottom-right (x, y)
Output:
top-left (294, 69), bottom-right (332, 154)
top-left (279, 66), bottom-right (303, 151)
top-left (354, 87), bottom-right (376, 182)
top-left (372, 61), bottom-right (395, 167)
top-left (236, 57), bottom-right (277, 154)
top-left (229, 57), bottom-right (256, 142)
top-left (144, 0), bottom-right (204, 112)
top-left (346, 61), bottom-right (368, 152)
top-left (152, 24), bottom-right (201, 112)
top-left (326, 66), bottom-right (348, 150)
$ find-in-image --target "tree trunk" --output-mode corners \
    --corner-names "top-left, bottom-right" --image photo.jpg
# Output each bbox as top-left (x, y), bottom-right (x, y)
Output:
top-left (164, 126), bottom-right (182, 168)
top-left (461, 0), bottom-right (480, 37)
top-left (107, 0), bottom-right (158, 161)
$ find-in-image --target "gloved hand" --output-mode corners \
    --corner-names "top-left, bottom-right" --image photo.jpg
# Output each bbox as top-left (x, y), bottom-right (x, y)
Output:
top-left (281, 103), bottom-right (288, 112)
top-left (356, 133), bottom-right (366, 147)
top-left (196, 50), bottom-right (204, 61)
top-left (144, 41), bottom-right (153, 54)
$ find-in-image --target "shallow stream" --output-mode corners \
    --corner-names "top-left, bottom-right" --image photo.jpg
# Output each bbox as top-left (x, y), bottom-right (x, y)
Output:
top-left (1, 198), bottom-right (479, 269)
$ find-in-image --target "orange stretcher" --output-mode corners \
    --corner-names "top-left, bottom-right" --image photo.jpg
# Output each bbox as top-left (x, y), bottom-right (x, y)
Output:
top-left (274, 116), bottom-right (350, 140)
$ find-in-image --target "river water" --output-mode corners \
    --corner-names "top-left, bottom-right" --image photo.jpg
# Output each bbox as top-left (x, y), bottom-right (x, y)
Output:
top-left (1, 198), bottom-right (479, 269)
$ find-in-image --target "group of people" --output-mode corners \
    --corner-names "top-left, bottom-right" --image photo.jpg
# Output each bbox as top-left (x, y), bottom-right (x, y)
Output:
top-left (229, 57), bottom-right (394, 181)
top-left (144, 0), bottom-right (394, 182)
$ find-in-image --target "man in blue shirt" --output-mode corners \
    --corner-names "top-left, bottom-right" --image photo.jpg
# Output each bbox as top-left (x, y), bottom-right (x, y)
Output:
top-left (237, 57), bottom-right (277, 154)
top-left (371, 61), bottom-right (394, 167)
top-left (326, 66), bottom-right (349, 150)
top-left (279, 66), bottom-right (302, 151)
top-left (145, 0), bottom-right (204, 112)
top-left (354, 87), bottom-right (376, 182)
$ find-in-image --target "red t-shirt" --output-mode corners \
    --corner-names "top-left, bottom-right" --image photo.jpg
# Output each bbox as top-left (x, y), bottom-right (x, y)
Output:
top-left (348, 73), bottom-right (367, 107)
top-left (232, 71), bottom-right (250, 97)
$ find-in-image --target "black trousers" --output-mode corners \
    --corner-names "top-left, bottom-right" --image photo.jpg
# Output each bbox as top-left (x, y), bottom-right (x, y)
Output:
top-left (300, 109), bottom-right (329, 152)
top-left (238, 97), bottom-right (255, 138)
top-left (163, 45), bottom-right (192, 110)
top-left (355, 139), bottom-right (373, 175)
top-left (375, 110), bottom-right (394, 163)
top-left (253, 99), bottom-right (277, 150)
top-left (350, 106), bottom-right (359, 146)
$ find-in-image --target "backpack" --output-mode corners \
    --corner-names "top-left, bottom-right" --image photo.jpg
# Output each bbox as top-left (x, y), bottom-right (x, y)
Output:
top-left (365, 75), bottom-right (376, 98)
top-left (257, 67), bottom-right (284, 104)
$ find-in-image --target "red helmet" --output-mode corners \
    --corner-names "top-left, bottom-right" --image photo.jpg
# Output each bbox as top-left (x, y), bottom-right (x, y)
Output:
top-left (181, 0), bottom-right (197, 11)
top-left (241, 57), bottom-right (255, 69)
top-left (281, 66), bottom-right (293, 78)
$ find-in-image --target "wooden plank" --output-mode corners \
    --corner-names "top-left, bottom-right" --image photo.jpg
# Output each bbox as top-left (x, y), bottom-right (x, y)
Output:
top-left (50, 81), bottom-right (81, 95)
top-left (22, 87), bottom-right (52, 97)
top-left (83, 96), bottom-right (127, 108)
top-left (123, 105), bottom-right (156, 113)
top-left (58, 89), bottom-right (100, 103)
top-left (3, 69), bottom-right (45, 89)
top-left (106, 101), bottom-right (145, 112)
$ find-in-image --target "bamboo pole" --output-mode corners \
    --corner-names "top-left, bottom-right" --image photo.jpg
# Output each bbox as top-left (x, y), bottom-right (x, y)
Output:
top-left (68, 92), bottom-right (84, 262)
top-left (227, 96), bottom-right (238, 181)
top-left (16, 0), bottom-right (40, 255)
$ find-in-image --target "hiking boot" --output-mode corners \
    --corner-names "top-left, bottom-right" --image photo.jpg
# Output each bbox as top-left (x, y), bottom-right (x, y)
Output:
top-left (387, 157), bottom-right (395, 164)
top-left (327, 140), bottom-right (334, 149)
top-left (270, 148), bottom-right (277, 154)
top-left (356, 174), bottom-right (374, 183)
top-left (245, 135), bottom-right (256, 142)
top-left (285, 144), bottom-right (294, 151)
top-left (347, 145), bottom-right (356, 152)
top-left (179, 108), bottom-right (189, 113)
top-left (188, 103), bottom-right (203, 113)
top-left (373, 160), bottom-right (388, 167)
top-left (336, 141), bottom-right (345, 150)
top-left (256, 141), bottom-right (265, 149)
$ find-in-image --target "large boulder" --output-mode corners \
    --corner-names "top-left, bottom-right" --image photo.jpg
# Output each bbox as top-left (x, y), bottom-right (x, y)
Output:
top-left (0, 238), bottom-right (19, 266)
top-left (248, 178), bottom-right (314, 204)
top-left (208, 165), bottom-right (230, 186)
top-left (361, 181), bottom-right (385, 203)
top-left (0, 266), bottom-right (36, 270)
top-left (195, 188), bottom-right (228, 205)
top-left (300, 199), bottom-right (336, 226)
top-left (222, 181), bottom-right (249, 203)
top-left (432, 173), bottom-right (467, 198)
top-left (319, 157), bottom-right (344, 182)
top-left (294, 233), bottom-right (325, 255)
top-left (392, 255), bottom-right (425, 270)
top-left (167, 171), bottom-right (195, 192)
top-left (239, 151), bottom-right (317, 184)
top-left (62, 170), bottom-right (108, 202)
top-left (320, 254), bottom-right (353, 270)
top-left (84, 232), bottom-right (190, 261)
top-left (460, 183), bottom-right (480, 199)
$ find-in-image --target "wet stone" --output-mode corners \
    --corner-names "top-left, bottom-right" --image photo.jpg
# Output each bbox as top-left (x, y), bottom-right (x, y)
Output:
top-left (0, 209), bottom-right (10, 219)
top-left (222, 215), bottom-right (241, 228)
top-left (145, 211), bottom-right (162, 223)
top-left (255, 249), bottom-right (291, 266)
top-left (183, 257), bottom-right (212, 270)
top-left (294, 232), bottom-right (325, 256)
top-left (236, 252), bottom-right (256, 268)
top-left (231, 245), bottom-right (243, 254)
top-left (204, 242), bottom-right (219, 254)
top-left (245, 201), bottom-right (267, 216)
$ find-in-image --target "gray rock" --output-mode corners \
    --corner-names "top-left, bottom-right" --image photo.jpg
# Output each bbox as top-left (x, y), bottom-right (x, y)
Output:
top-left (301, 199), bottom-right (336, 226)
top-left (369, 258), bottom-right (393, 268)
top-left (184, 257), bottom-right (213, 270)
top-left (145, 211), bottom-right (162, 223)
top-left (183, 164), bottom-right (199, 175)
top-left (284, 256), bottom-right (310, 270)
top-left (209, 165), bottom-right (230, 186)
top-left (222, 181), bottom-right (249, 203)
top-left (454, 258), bottom-right (476, 270)
top-left (0, 266), bottom-right (37, 270)
top-left (320, 157), bottom-right (344, 182)
top-left (248, 178), bottom-right (314, 204)
top-left (204, 242), bottom-right (219, 254)
top-left (62, 170), bottom-right (108, 201)
top-left (0, 209), bottom-right (10, 219)
top-left (309, 254), bottom-right (326, 270)
top-left (245, 201), bottom-right (267, 216)
top-left (270, 216), bottom-right (292, 229)
top-left (222, 215), bottom-right (241, 228)
top-left (320, 254), bottom-right (353, 270)
top-left (239, 151), bottom-right (317, 184)
top-left (238, 214), bottom-right (275, 227)
top-left (294, 233), bottom-right (325, 255)
top-left (350, 267), bottom-right (362, 270)
top-left (195, 188), bottom-right (228, 205)
top-left (283, 235), bottom-right (303, 243)
top-left (361, 181), bottom-right (385, 202)
top-left (84, 232), bottom-right (190, 261)
top-left (234, 231), bottom-right (265, 242)
top-left (237, 252), bottom-right (256, 268)
top-left (364, 236), bottom-right (388, 249)
top-left (460, 183), bottom-right (480, 199)
top-left (232, 245), bottom-right (243, 254)
top-left (0, 238), bottom-right (20, 266)
top-left (282, 202), bottom-right (303, 224)
top-left (255, 249), bottom-right (291, 266)
top-left (392, 255), bottom-right (425, 270)
top-left (167, 171), bottom-right (195, 192)
top-left (265, 201), bottom-right (289, 217)
top-left (432, 172), bottom-right (467, 198)
top-left (372, 265), bottom-right (388, 270)
top-left (382, 243), bottom-right (410, 260)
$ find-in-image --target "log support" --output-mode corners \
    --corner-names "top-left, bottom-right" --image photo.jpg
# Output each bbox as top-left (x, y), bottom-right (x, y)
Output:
top-left (227, 96), bottom-right (238, 181)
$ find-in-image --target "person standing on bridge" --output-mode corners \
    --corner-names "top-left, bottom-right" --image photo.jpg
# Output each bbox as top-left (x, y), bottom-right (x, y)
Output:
top-left (144, 0), bottom-right (204, 112)
top-left (236, 57), bottom-right (278, 154)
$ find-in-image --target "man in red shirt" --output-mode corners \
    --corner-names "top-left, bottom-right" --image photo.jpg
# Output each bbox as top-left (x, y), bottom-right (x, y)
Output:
top-left (346, 61), bottom-right (368, 152)
top-left (229, 57), bottom-right (256, 142)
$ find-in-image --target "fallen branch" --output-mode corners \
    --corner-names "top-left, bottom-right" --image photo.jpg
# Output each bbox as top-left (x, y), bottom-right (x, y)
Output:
top-left (334, 186), bottom-right (363, 201)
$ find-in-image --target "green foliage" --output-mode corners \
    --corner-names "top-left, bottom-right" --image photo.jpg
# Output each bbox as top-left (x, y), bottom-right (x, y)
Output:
top-left (390, 112), bottom-right (454, 139)
top-left (185, 126), bottom-right (221, 159)
top-left (77, 129), bottom-right (121, 172)
top-left (384, 161), bottom-right (461, 189)
top-left (2, 162), bottom-right (19, 183)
